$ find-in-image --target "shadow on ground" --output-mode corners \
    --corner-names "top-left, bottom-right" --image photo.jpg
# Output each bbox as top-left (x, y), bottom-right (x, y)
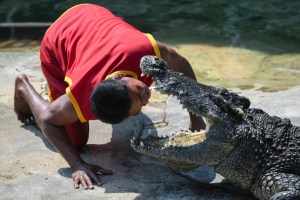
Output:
top-left (57, 140), bottom-right (255, 200)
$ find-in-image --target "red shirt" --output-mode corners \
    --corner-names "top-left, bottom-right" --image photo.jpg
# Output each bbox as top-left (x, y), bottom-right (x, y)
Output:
top-left (40, 4), bottom-right (161, 122)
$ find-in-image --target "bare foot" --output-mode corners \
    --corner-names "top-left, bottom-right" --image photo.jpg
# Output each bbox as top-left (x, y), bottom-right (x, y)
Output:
top-left (14, 74), bottom-right (35, 125)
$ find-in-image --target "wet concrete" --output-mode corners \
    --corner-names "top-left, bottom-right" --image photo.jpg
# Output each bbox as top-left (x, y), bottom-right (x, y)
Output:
top-left (1, 51), bottom-right (300, 199)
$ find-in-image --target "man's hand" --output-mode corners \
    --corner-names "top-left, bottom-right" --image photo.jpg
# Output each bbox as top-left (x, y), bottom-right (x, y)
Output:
top-left (72, 162), bottom-right (113, 190)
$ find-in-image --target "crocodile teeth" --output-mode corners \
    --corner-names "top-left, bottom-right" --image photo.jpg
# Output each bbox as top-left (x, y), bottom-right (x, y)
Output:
top-left (141, 73), bottom-right (145, 77)
top-left (149, 86), bottom-right (158, 91)
top-left (140, 141), bottom-right (145, 147)
top-left (149, 86), bottom-right (161, 93)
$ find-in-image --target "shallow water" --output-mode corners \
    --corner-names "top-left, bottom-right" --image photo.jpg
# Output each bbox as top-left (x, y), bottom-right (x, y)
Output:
top-left (0, 0), bottom-right (299, 91)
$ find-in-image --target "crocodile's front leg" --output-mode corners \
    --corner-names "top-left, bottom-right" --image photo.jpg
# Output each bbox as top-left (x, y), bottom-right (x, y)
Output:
top-left (252, 171), bottom-right (300, 200)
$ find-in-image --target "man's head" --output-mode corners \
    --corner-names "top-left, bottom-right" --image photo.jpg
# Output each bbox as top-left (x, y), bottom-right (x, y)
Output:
top-left (90, 74), bottom-right (151, 124)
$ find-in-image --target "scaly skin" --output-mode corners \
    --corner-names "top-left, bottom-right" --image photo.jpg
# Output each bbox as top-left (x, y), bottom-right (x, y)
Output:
top-left (131, 56), bottom-right (300, 200)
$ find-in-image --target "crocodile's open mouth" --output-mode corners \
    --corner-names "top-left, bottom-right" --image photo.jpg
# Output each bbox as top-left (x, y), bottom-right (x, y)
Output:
top-left (130, 129), bottom-right (211, 172)
top-left (131, 55), bottom-right (209, 150)
top-left (131, 129), bottom-right (207, 150)
top-left (130, 56), bottom-right (242, 171)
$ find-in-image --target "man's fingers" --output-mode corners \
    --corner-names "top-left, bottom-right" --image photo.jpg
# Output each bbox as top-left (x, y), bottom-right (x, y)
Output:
top-left (95, 166), bottom-right (113, 175)
top-left (72, 171), bottom-right (94, 190)
top-left (71, 166), bottom-right (112, 189)
top-left (87, 171), bottom-right (102, 186)
top-left (73, 176), bottom-right (80, 189)
top-left (84, 173), bottom-right (95, 189)
top-left (98, 169), bottom-right (113, 175)
top-left (80, 177), bottom-right (88, 190)
top-left (89, 166), bottom-right (113, 186)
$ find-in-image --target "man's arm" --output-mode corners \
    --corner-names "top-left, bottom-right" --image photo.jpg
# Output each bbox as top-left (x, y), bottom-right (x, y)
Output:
top-left (38, 94), bottom-right (112, 189)
top-left (157, 41), bottom-right (197, 80)
top-left (157, 41), bottom-right (206, 131)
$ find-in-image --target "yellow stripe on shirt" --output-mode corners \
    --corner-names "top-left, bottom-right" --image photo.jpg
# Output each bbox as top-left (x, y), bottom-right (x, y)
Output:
top-left (64, 76), bottom-right (86, 122)
top-left (144, 33), bottom-right (161, 58)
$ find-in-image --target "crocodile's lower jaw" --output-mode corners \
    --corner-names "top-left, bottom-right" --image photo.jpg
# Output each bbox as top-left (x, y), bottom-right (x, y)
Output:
top-left (130, 129), bottom-right (210, 172)
top-left (162, 130), bottom-right (207, 148)
top-left (131, 129), bottom-right (207, 151)
top-left (131, 104), bottom-right (212, 150)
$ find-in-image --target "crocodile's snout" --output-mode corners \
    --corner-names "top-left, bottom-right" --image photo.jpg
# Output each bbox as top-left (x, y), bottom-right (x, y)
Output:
top-left (140, 55), bottom-right (169, 76)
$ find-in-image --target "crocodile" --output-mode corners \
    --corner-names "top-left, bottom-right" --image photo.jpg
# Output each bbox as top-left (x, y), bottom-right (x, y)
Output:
top-left (131, 55), bottom-right (300, 200)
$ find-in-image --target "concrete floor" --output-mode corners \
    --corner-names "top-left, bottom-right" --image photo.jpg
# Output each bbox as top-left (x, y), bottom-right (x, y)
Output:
top-left (1, 51), bottom-right (299, 200)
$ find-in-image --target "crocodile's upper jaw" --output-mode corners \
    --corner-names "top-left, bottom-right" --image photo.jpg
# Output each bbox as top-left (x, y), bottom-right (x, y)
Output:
top-left (140, 56), bottom-right (250, 121)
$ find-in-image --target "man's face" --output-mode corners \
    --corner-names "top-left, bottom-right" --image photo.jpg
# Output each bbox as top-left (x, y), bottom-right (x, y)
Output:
top-left (121, 76), bottom-right (151, 116)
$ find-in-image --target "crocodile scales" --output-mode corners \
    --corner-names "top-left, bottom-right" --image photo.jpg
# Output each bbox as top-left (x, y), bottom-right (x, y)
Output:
top-left (131, 56), bottom-right (300, 200)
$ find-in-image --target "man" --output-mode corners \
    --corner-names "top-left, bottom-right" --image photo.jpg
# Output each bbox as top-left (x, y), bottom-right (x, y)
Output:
top-left (14, 4), bottom-right (205, 190)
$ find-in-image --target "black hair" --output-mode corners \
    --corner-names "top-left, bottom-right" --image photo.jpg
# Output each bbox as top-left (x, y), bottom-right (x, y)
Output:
top-left (90, 78), bottom-right (131, 124)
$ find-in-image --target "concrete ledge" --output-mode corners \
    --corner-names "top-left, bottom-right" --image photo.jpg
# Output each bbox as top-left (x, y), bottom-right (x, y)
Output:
top-left (0, 22), bottom-right (52, 27)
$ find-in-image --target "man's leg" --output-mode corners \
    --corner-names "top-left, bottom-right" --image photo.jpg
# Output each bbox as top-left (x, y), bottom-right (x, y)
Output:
top-left (14, 74), bottom-right (50, 125)
top-left (14, 74), bottom-right (89, 150)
